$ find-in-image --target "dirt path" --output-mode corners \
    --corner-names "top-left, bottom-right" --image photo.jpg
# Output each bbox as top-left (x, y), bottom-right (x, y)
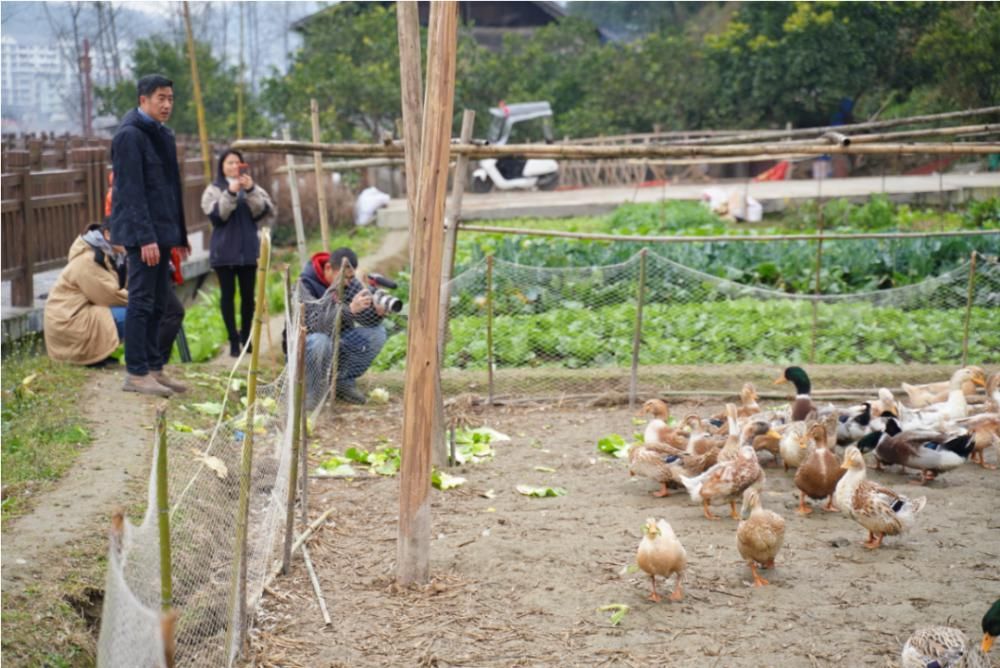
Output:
top-left (1, 369), bottom-right (158, 594)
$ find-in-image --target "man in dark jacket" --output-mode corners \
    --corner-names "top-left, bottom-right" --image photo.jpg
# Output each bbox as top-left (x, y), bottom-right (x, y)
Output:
top-left (109, 74), bottom-right (189, 397)
top-left (299, 247), bottom-right (387, 406)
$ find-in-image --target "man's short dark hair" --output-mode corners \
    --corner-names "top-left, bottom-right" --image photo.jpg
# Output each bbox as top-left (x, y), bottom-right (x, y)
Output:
top-left (137, 74), bottom-right (173, 102)
top-left (329, 247), bottom-right (358, 270)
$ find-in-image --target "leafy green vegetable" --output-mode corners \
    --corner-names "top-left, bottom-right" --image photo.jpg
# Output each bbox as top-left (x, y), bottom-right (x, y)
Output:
top-left (431, 470), bottom-right (466, 490)
top-left (597, 434), bottom-right (631, 459)
top-left (515, 485), bottom-right (567, 497)
top-left (597, 603), bottom-right (630, 626)
top-left (315, 455), bottom-right (357, 478)
top-left (191, 401), bottom-right (225, 416)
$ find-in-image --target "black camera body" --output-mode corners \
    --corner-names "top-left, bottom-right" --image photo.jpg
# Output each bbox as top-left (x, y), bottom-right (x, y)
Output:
top-left (366, 273), bottom-right (403, 313)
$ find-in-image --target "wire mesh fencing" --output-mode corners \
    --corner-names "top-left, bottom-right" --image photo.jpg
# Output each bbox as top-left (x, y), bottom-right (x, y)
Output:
top-left (369, 246), bottom-right (1000, 402)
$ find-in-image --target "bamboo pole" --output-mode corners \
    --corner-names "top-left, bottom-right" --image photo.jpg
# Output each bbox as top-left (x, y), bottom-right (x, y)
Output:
top-left (961, 251), bottom-right (979, 366)
top-left (155, 408), bottom-right (173, 611)
top-left (237, 1), bottom-right (244, 139)
top-left (301, 544), bottom-right (332, 626)
top-left (326, 256), bottom-right (349, 410)
top-left (282, 127), bottom-right (307, 267)
top-left (232, 138), bottom-right (1000, 159)
top-left (160, 610), bottom-right (177, 668)
top-left (397, 0), bottom-right (458, 588)
top-left (629, 249), bottom-right (647, 410)
top-left (486, 254), bottom-right (495, 406)
top-left (282, 306), bottom-right (307, 575)
top-left (810, 218), bottom-right (825, 365)
top-left (300, 381), bottom-right (308, 526)
top-left (224, 229), bottom-right (271, 660)
top-left (675, 106), bottom-right (1000, 146)
top-left (310, 99), bottom-right (331, 252)
top-left (276, 157), bottom-right (405, 174)
top-left (182, 1), bottom-right (211, 184)
top-left (457, 225), bottom-right (999, 245)
top-left (397, 0), bottom-right (423, 242)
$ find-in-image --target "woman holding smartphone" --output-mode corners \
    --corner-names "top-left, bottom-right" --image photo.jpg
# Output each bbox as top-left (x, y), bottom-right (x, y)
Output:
top-left (201, 148), bottom-right (275, 356)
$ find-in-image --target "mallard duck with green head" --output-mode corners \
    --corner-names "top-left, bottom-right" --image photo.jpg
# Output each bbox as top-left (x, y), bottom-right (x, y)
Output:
top-left (774, 366), bottom-right (816, 422)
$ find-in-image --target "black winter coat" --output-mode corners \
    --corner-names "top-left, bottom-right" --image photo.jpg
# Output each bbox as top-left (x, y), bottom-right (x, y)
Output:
top-left (108, 108), bottom-right (188, 249)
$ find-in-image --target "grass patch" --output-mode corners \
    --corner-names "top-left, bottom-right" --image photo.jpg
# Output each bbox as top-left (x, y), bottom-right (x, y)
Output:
top-left (1, 337), bottom-right (92, 523)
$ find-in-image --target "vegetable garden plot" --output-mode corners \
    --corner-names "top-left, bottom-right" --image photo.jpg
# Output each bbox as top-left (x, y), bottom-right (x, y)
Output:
top-left (372, 250), bottom-right (1000, 401)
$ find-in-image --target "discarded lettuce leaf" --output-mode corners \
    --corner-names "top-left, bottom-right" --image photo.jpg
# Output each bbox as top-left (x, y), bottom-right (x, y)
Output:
top-left (432, 470), bottom-right (466, 490)
top-left (368, 387), bottom-right (390, 404)
top-left (192, 401), bottom-right (225, 416)
top-left (515, 485), bottom-right (566, 497)
top-left (190, 448), bottom-right (228, 479)
top-left (533, 466), bottom-right (556, 473)
top-left (597, 603), bottom-right (629, 626)
top-left (596, 433), bottom-right (630, 459)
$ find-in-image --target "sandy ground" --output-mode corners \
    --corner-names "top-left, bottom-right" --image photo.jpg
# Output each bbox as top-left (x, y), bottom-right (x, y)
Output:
top-left (250, 400), bottom-right (1000, 668)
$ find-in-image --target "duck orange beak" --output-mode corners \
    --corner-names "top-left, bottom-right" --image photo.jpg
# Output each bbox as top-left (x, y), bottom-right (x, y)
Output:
top-left (773, 375), bottom-right (786, 385)
top-left (983, 633), bottom-right (995, 653)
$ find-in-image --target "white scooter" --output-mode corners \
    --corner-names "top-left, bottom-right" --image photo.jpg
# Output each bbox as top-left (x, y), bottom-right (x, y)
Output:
top-left (471, 101), bottom-right (560, 193)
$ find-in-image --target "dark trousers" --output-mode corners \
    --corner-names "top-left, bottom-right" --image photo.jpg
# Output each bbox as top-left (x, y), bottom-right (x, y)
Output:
top-left (159, 288), bottom-right (185, 363)
top-left (215, 265), bottom-right (257, 344)
top-left (125, 246), bottom-right (171, 375)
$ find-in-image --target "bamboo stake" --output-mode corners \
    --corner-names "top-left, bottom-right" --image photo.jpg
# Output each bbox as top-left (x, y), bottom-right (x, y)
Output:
top-left (457, 225), bottom-right (999, 245)
top-left (282, 127), bottom-right (307, 267)
top-left (301, 544), bottom-right (332, 626)
top-left (629, 249), bottom-right (647, 410)
top-left (155, 408), bottom-right (173, 611)
top-left (237, 1), bottom-right (244, 139)
top-left (811, 217), bottom-right (825, 365)
top-left (326, 256), bottom-right (349, 410)
top-left (486, 254), bottom-right (495, 406)
top-left (310, 99), bottom-right (331, 252)
top-left (224, 229), bottom-right (271, 661)
top-left (282, 306), bottom-right (306, 575)
top-left (160, 610), bottom-right (177, 668)
top-left (182, 2), bottom-right (211, 184)
top-left (396, 0), bottom-right (423, 239)
top-left (299, 382), bottom-right (308, 526)
top-left (397, 0), bottom-right (458, 588)
top-left (232, 138), bottom-right (1000, 159)
top-left (961, 251), bottom-right (979, 366)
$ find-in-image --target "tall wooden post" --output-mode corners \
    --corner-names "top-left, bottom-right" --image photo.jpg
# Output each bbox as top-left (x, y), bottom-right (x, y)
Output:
top-left (397, 1), bottom-right (458, 587)
top-left (282, 127), bottom-right (308, 266)
top-left (182, 1), bottom-right (212, 184)
top-left (961, 251), bottom-right (978, 366)
top-left (237, 1), bottom-right (245, 140)
top-left (486, 254), bottom-right (495, 405)
top-left (282, 306), bottom-right (307, 575)
top-left (13, 159), bottom-right (34, 307)
top-left (310, 99), bottom-right (331, 251)
top-left (397, 0), bottom-right (424, 239)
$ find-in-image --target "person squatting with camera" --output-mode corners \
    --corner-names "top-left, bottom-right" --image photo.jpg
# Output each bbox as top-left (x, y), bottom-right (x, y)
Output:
top-left (298, 247), bottom-right (399, 407)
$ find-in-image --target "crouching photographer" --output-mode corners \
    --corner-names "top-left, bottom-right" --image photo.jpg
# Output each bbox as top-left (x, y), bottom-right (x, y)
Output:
top-left (298, 247), bottom-right (399, 407)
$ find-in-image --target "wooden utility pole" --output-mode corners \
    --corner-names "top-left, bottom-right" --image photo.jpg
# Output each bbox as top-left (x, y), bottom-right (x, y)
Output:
top-left (182, 1), bottom-right (212, 183)
top-left (396, 0), bottom-right (423, 241)
top-left (310, 99), bottom-right (331, 251)
top-left (397, 0), bottom-right (458, 587)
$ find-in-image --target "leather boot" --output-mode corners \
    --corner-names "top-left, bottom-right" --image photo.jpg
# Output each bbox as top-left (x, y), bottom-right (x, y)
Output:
top-left (123, 373), bottom-right (173, 397)
top-left (152, 370), bottom-right (188, 394)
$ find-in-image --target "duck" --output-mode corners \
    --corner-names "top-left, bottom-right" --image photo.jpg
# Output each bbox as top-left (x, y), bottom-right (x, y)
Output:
top-left (836, 401), bottom-right (874, 446)
top-left (627, 440), bottom-right (684, 497)
top-left (778, 420), bottom-right (814, 471)
top-left (899, 367), bottom-right (988, 431)
top-left (834, 445), bottom-right (927, 549)
top-left (737, 382), bottom-right (762, 418)
top-left (863, 418), bottom-right (976, 483)
top-left (717, 404), bottom-right (744, 464)
top-left (682, 414), bottom-right (726, 462)
top-left (794, 422), bottom-right (844, 514)
top-left (735, 488), bottom-right (785, 587)
top-left (638, 399), bottom-right (688, 448)
top-left (751, 426), bottom-right (782, 467)
top-left (901, 598), bottom-right (1000, 668)
top-left (954, 413), bottom-right (1000, 469)
top-left (774, 366), bottom-right (816, 422)
top-left (901, 365), bottom-right (986, 408)
top-left (680, 444), bottom-right (765, 521)
top-left (636, 518), bottom-right (687, 603)
top-left (871, 387), bottom-right (901, 420)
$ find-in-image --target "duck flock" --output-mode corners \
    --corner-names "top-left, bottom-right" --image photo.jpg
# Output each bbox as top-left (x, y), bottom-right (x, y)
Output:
top-left (629, 365), bottom-right (1000, 667)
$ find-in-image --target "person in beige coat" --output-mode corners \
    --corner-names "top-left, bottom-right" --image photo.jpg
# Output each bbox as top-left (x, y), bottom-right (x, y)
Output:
top-left (44, 223), bottom-right (128, 366)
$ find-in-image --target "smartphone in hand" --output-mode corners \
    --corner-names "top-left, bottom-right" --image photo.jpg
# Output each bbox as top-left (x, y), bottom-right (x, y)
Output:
top-left (238, 162), bottom-right (250, 176)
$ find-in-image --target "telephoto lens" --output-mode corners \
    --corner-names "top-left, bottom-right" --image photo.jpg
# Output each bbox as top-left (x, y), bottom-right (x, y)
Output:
top-left (371, 288), bottom-right (403, 313)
